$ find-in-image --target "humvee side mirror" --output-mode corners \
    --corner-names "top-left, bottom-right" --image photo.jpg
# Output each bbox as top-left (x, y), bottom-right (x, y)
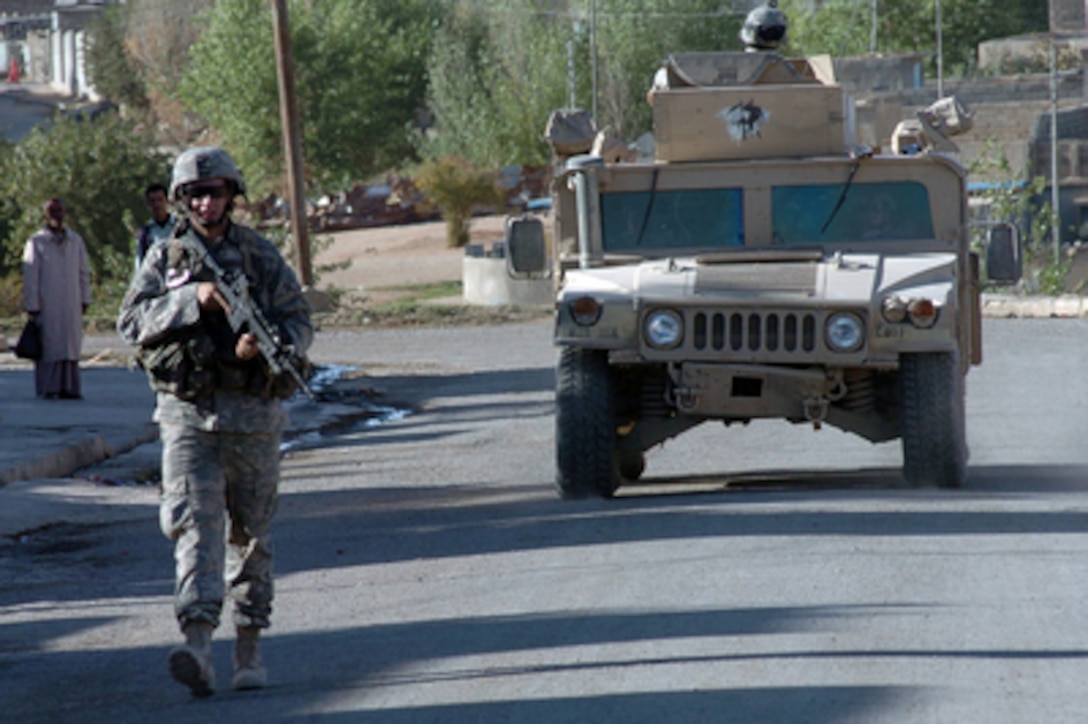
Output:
top-left (505, 215), bottom-right (548, 278)
top-left (985, 223), bottom-right (1021, 284)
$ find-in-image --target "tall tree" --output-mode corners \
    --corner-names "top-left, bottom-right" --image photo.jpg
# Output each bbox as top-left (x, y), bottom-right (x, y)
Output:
top-left (593, 0), bottom-right (743, 141)
top-left (420, 0), bottom-right (742, 169)
top-left (420, 3), bottom-right (572, 168)
top-left (84, 3), bottom-right (150, 116)
top-left (177, 0), bottom-right (444, 196)
top-left (84, 0), bottom-right (213, 142)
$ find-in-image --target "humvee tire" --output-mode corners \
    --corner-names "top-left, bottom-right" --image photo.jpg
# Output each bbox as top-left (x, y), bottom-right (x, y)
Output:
top-left (617, 450), bottom-right (646, 482)
top-left (900, 351), bottom-right (966, 488)
top-left (556, 347), bottom-right (620, 499)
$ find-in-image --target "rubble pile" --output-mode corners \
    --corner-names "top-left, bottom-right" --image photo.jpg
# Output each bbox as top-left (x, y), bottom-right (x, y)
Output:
top-left (245, 165), bottom-right (551, 233)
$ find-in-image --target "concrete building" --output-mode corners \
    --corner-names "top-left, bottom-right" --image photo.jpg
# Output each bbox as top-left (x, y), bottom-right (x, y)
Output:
top-left (0, 0), bottom-right (107, 99)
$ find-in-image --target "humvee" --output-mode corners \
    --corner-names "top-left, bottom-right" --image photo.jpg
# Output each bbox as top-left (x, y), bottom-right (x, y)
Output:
top-left (507, 50), bottom-right (1012, 499)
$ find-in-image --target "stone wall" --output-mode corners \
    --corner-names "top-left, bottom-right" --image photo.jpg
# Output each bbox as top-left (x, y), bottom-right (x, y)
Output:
top-left (1051, 0), bottom-right (1087, 34)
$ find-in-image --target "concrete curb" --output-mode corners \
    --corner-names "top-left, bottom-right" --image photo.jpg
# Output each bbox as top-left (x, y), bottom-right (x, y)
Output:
top-left (981, 295), bottom-right (1088, 318)
top-left (0, 424), bottom-right (158, 487)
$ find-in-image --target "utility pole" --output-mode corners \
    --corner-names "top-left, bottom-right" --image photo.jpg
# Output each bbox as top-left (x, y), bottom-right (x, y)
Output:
top-left (1050, 37), bottom-right (1061, 264)
top-left (870, 0), bottom-right (877, 54)
top-left (934, 0), bottom-right (943, 98)
top-left (567, 38), bottom-right (576, 109)
top-left (270, 0), bottom-right (314, 289)
top-left (589, 0), bottom-right (598, 121)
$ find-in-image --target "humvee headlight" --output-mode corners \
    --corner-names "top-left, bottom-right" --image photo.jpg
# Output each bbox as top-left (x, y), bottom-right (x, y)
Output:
top-left (644, 309), bottom-right (684, 349)
top-left (881, 296), bottom-right (909, 324)
top-left (570, 296), bottom-right (602, 326)
top-left (825, 312), bottom-right (864, 352)
top-left (907, 298), bottom-right (938, 328)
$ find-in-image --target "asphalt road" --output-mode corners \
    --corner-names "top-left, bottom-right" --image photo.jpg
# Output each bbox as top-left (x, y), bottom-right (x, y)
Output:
top-left (3, 317), bottom-right (1088, 723)
top-left (0, 92), bottom-right (54, 143)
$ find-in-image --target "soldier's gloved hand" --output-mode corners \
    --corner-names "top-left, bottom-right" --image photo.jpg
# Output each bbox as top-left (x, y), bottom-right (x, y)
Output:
top-left (235, 332), bottom-right (260, 361)
top-left (196, 281), bottom-right (232, 314)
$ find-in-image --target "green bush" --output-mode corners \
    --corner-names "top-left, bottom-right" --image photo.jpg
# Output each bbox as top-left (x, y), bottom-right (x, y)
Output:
top-left (0, 273), bottom-right (23, 319)
top-left (414, 155), bottom-right (503, 248)
top-left (0, 112), bottom-right (171, 289)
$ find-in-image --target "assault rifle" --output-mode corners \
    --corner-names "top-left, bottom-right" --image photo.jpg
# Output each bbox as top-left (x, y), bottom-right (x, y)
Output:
top-left (178, 229), bottom-right (315, 399)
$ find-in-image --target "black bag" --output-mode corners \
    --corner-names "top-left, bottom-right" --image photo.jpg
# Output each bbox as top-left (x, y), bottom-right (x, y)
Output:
top-left (14, 318), bottom-right (42, 360)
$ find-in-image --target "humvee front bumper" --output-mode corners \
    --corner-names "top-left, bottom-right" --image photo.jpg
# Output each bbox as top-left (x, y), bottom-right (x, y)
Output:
top-left (672, 362), bottom-right (841, 422)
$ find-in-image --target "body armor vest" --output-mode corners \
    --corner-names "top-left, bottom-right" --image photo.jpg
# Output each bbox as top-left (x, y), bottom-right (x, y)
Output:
top-left (139, 224), bottom-right (294, 400)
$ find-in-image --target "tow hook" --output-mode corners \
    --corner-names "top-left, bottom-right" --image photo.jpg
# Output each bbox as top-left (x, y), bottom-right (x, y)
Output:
top-left (803, 396), bottom-right (829, 425)
top-left (676, 387), bottom-right (699, 412)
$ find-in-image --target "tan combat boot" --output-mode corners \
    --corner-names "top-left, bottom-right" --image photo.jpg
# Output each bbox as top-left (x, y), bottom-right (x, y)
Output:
top-left (232, 626), bottom-right (268, 690)
top-left (168, 621), bottom-right (215, 697)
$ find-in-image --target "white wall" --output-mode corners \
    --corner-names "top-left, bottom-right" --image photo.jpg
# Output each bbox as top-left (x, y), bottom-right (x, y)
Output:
top-left (48, 11), bottom-right (97, 98)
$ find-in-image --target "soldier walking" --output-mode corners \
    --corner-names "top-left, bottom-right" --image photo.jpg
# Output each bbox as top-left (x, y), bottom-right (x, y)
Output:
top-left (118, 147), bottom-right (313, 697)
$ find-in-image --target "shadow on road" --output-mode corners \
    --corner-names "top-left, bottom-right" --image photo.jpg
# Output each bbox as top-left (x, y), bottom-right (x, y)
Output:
top-left (5, 459), bottom-right (1088, 720)
top-left (270, 462), bottom-right (1088, 576)
top-left (5, 599), bottom-right (1088, 721)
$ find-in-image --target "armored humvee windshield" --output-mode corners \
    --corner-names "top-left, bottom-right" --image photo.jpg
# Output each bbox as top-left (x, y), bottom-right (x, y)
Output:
top-left (599, 180), bottom-right (934, 252)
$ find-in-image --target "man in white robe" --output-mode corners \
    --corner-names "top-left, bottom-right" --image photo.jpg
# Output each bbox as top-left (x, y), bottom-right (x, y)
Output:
top-left (22, 198), bottom-right (92, 399)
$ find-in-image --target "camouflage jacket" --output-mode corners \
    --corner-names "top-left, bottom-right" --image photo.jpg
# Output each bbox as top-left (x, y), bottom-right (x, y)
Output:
top-left (117, 219), bottom-right (313, 434)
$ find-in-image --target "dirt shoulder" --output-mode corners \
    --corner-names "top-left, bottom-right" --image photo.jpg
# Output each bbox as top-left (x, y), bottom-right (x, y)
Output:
top-left (313, 214), bottom-right (510, 305)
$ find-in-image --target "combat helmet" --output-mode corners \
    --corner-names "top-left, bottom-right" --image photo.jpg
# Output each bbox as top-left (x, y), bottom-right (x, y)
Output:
top-left (169, 146), bottom-right (247, 200)
top-left (740, 0), bottom-right (787, 52)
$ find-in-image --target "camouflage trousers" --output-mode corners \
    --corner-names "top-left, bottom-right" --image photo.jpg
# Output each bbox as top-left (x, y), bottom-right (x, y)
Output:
top-left (159, 423), bottom-right (281, 631)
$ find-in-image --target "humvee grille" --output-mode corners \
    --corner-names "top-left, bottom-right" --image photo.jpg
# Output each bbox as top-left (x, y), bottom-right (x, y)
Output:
top-left (691, 310), bottom-right (820, 354)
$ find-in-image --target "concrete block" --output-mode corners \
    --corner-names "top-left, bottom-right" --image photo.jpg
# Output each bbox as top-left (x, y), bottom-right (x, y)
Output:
top-left (462, 257), bottom-right (553, 307)
top-left (1052, 295), bottom-right (1085, 317)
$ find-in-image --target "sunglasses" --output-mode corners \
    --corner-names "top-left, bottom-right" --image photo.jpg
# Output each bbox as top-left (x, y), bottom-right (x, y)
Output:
top-left (186, 185), bottom-right (232, 200)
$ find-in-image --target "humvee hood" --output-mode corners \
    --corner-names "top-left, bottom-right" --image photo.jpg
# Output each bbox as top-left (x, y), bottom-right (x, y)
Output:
top-left (563, 252), bottom-right (957, 306)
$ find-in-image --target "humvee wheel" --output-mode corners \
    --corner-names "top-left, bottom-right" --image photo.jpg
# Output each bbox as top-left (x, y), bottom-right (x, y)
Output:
top-left (617, 449), bottom-right (646, 482)
top-left (900, 352), bottom-right (967, 488)
top-left (556, 347), bottom-right (620, 499)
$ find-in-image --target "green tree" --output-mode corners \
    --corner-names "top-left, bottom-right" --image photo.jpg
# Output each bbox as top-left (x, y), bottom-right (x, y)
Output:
top-left (0, 114), bottom-right (171, 285)
top-left (85, 3), bottom-right (150, 116)
top-left (176, 0), bottom-right (444, 196)
top-left (782, 0), bottom-right (1048, 76)
top-left (0, 138), bottom-right (14, 258)
top-left (419, 4), bottom-right (572, 168)
top-left (420, 0), bottom-right (741, 169)
top-left (594, 0), bottom-right (742, 140)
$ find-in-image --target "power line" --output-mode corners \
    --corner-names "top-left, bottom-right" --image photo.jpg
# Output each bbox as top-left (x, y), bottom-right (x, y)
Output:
top-left (430, 0), bottom-right (751, 20)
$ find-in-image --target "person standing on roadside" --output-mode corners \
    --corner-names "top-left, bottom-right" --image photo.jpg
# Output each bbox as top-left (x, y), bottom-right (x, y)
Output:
top-left (134, 183), bottom-right (175, 270)
top-left (22, 198), bottom-right (91, 399)
top-left (117, 147), bottom-right (312, 697)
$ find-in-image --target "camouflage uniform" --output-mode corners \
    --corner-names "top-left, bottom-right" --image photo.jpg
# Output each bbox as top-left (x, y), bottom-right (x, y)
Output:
top-left (118, 220), bottom-right (312, 632)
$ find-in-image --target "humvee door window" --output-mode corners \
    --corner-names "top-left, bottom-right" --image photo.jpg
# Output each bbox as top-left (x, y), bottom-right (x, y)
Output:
top-left (772, 181), bottom-right (934, 244)
top-left (601, 188), bottom-right (744, 253)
